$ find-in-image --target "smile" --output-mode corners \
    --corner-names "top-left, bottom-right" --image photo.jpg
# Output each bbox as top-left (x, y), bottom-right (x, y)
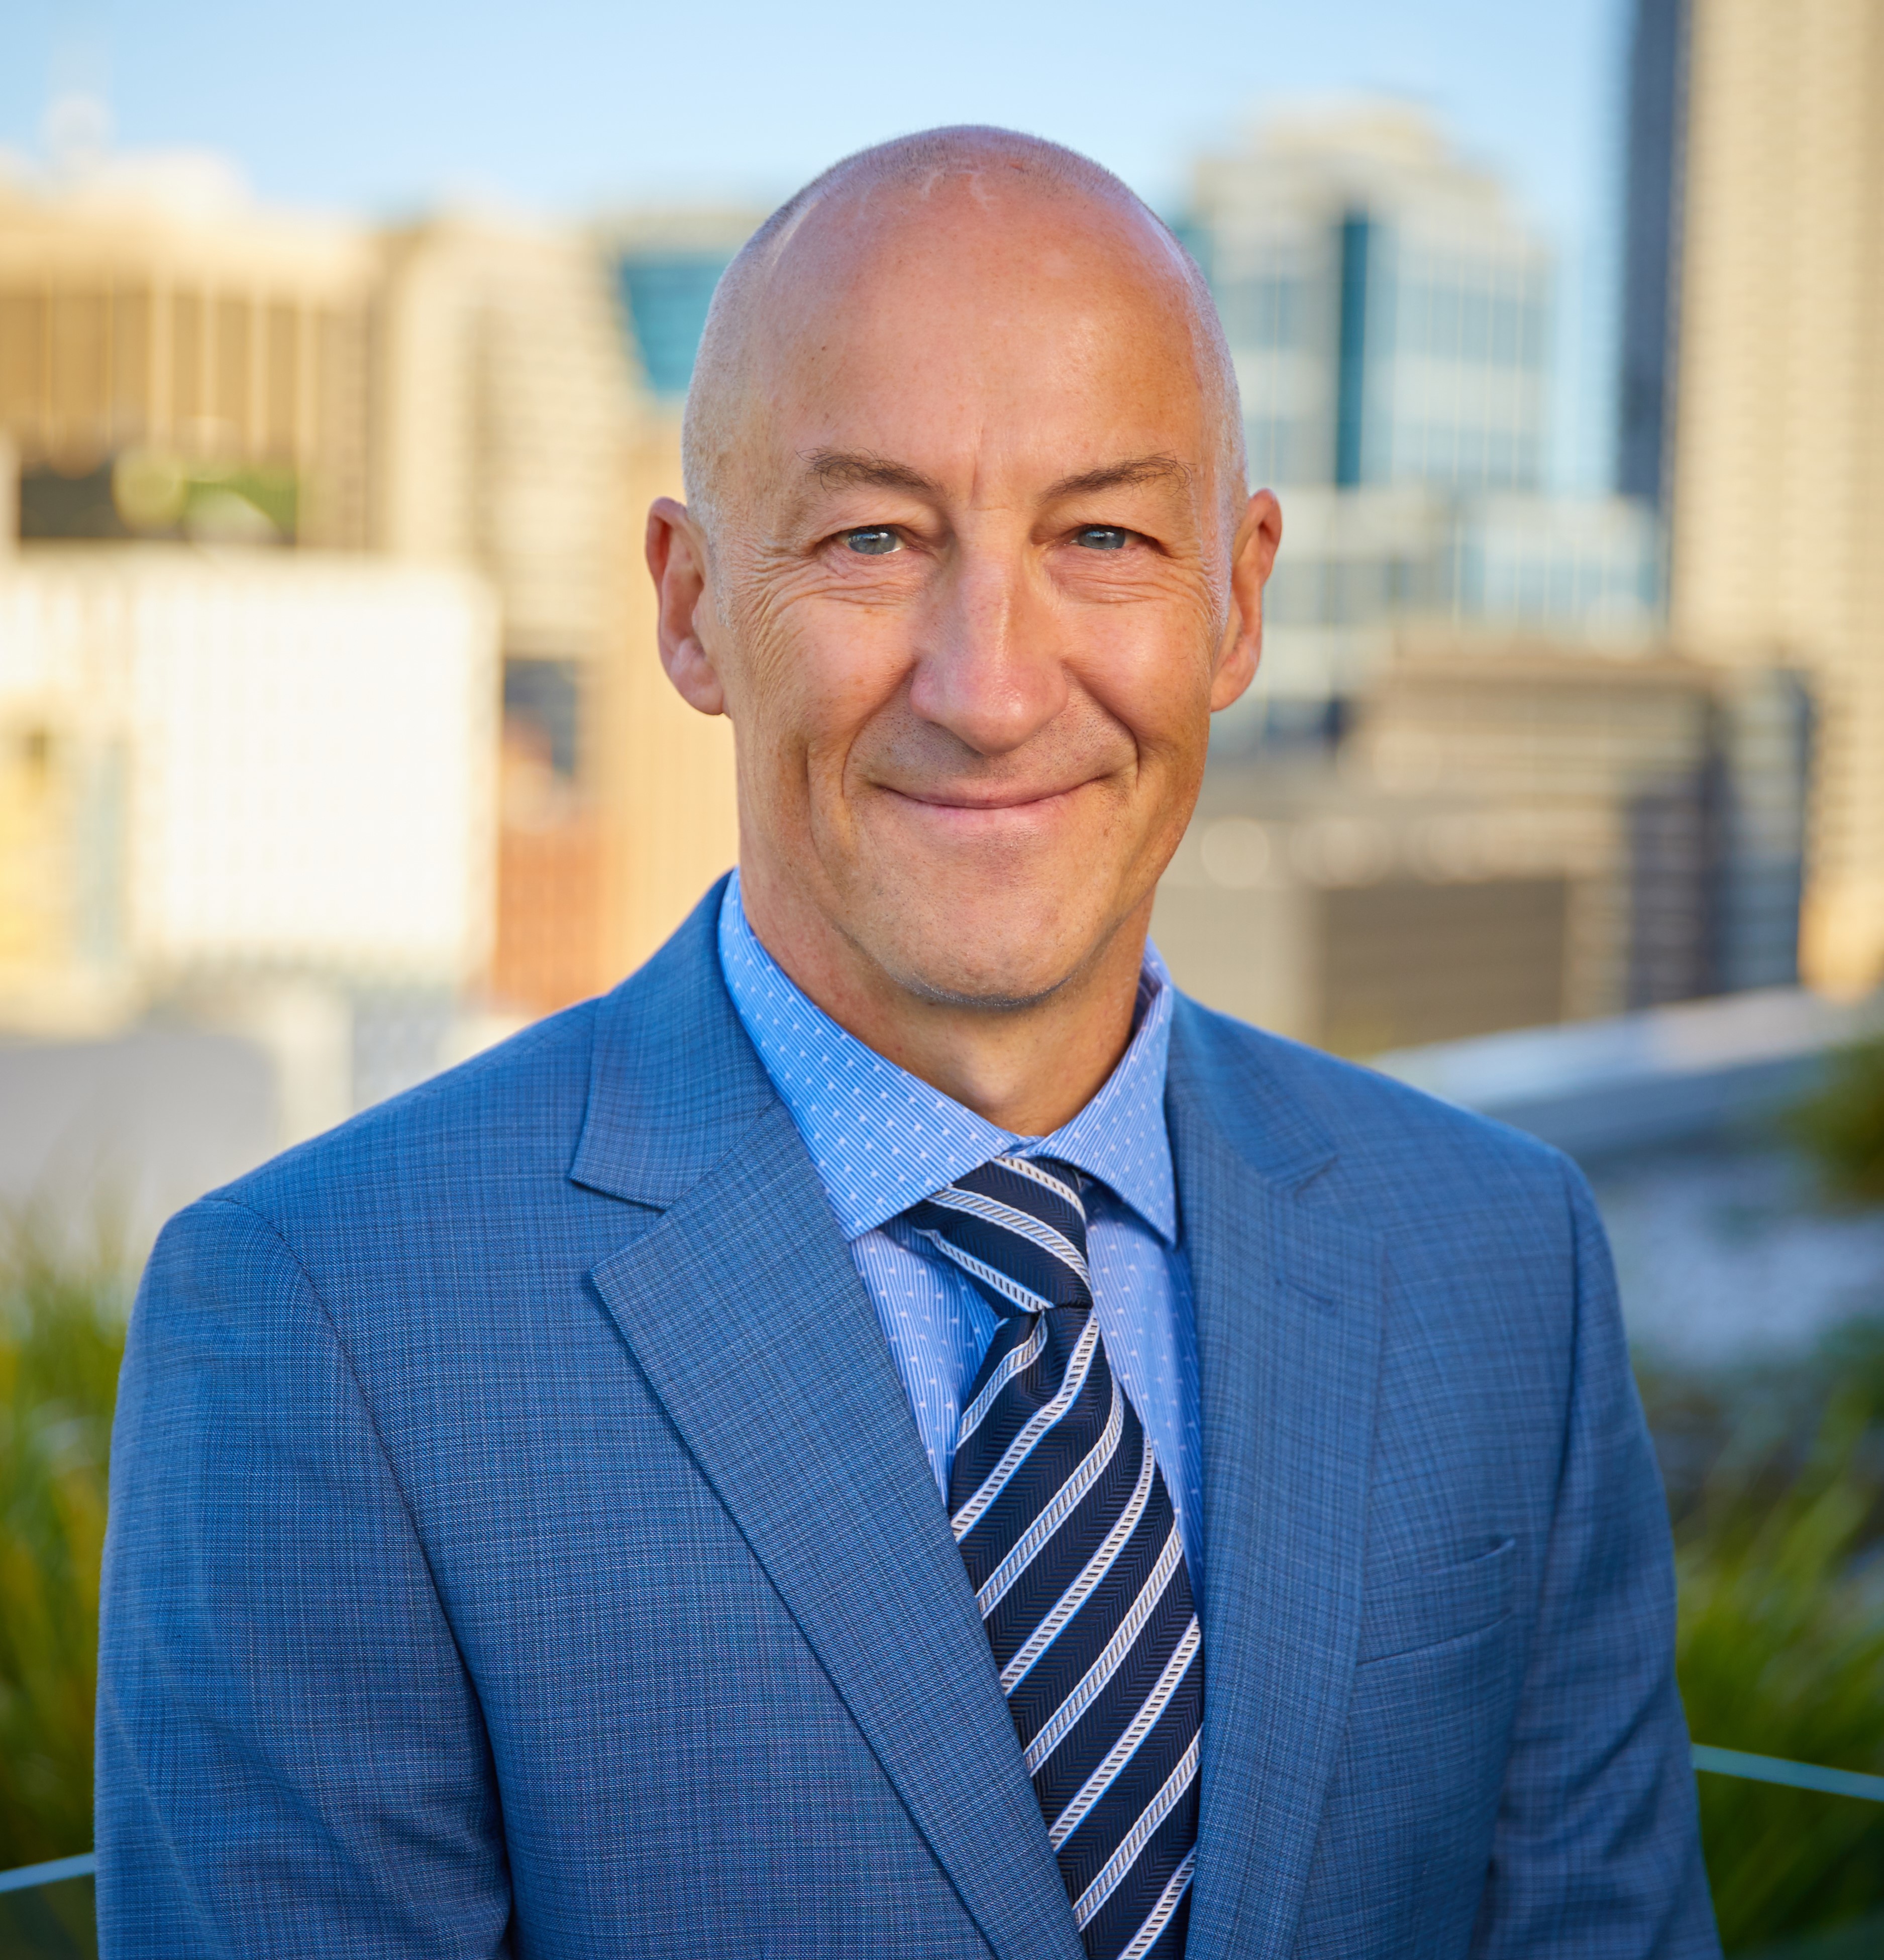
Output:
top-left (880, 783), bottom-right (1090, 816)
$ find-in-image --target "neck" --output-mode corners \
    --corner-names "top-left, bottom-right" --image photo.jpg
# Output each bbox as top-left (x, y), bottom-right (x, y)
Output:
top-left (737, 874), bottom-right (1153, 1137)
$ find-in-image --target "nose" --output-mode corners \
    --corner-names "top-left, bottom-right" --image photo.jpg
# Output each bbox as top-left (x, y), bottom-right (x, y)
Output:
top-left (905, 537), bottom-right (1069, 757)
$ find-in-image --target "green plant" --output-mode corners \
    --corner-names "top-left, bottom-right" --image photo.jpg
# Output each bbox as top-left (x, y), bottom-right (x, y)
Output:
top-left (1791, 1035), bottom-right (1884, 1202)
top-left (0, 1222), bottom-right (128, 1870)
top-left (1672, 1386), bottom-right (1884, 1951)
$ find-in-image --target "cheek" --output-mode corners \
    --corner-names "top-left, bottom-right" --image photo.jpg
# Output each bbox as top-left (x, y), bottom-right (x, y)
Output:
top-left (730, 594), bottom-right (916, 777)
top-left (1071, 606), bottom-right (1219, 756)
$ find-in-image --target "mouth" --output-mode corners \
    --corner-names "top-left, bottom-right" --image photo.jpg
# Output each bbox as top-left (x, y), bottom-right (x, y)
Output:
top-left (883, 782), bottom-right (1089, 815)
top-left (870, 781), bottom-right (1097, 853)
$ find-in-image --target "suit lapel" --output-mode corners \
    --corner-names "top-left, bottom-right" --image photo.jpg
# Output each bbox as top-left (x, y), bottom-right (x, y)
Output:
top-left (573, 889), bottom-right (1083, 1960)
top-left (1167, 1008), bottom-right (1385, 1960)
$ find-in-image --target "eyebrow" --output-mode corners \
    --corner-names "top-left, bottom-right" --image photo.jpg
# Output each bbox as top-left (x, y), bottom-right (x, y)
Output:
top-left (798, 449), bottom-right (1194, 502)
top-left (1044, 454), bottom-right (1193, 500)
top-left (802, 450), bottom-right (945, 496)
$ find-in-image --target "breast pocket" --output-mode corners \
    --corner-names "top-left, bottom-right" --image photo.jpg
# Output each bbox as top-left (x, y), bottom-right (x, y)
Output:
top-left (1357, 1537), bottom-right (1516, 1666)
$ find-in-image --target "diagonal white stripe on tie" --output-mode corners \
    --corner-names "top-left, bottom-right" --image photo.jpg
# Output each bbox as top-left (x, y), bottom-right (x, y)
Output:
top-left (1024, 1523), bottom-right (1184, 1775)
top-left (1050, 1617), bottom-right (1202, 1849)
top-left (977, 1377), bottom-right (1125, 1615)
top-left (1117, 1847), bottom-right (1196, 1960)
top-left (958, 1317), bottom-right (1050, 1446)
top-left (1001, 1440), bottom-right (1159, 1694)
top-left (919, 1229), bottom-right (1058, 1318)
top-left (1000, 1154), bottom-right (1088, 1217)
top-left (950, 1315), bottom-right (1102, 1543)
top-left (1072, 1736), bottom-right (1200, 1930)
top-left (923, 1184), bottom-right (1093, 1288)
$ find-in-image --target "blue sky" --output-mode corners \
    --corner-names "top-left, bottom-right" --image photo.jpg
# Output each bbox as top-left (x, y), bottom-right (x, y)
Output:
top-left (5, 0), bottom-right (1629, 486)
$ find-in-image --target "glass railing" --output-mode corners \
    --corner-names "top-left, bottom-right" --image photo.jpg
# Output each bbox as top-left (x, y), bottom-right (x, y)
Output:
top-left (3, 1750), bottom-right (1880, 1959)
top-left (0, 1852), bottom-right (96, 1959)
top-left (1692, 1745), bottom-right (1884, 1805)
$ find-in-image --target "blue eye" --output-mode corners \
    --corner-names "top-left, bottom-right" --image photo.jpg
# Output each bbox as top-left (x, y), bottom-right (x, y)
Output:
top-left (843, 528), bottom-right (899, 555)
top-left (1075, 526), bottom-right (1129, 551)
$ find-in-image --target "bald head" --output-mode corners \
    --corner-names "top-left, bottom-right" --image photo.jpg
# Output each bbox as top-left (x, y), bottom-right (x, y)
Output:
top-left (681, 126), bottom-right (1245, 546)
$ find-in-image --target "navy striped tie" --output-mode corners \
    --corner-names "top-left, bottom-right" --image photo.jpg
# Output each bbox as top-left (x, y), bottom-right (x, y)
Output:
top-left (905, 1155), bottom-right (1201, 1960)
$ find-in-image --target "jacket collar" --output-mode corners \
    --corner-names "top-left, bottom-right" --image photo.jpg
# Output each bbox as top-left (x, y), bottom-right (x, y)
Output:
top-left (569, 876), bottom-right (777, 1209)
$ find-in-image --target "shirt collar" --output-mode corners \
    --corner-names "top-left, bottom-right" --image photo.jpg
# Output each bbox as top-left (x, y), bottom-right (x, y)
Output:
top-left (716, 870), bottom-right (1177, 1246)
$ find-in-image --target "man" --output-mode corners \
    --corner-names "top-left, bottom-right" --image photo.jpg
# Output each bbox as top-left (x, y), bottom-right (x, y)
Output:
top-left (98, 129), bottom-right (1718, 1958)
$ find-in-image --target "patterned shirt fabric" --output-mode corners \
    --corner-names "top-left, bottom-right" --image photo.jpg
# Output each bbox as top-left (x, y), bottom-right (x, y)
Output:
top-left (716, 872), bottom-right (1203, 1592)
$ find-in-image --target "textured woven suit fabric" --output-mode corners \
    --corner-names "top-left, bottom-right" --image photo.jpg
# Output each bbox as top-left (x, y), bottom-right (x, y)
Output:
top-left (911, 1156), bottom-right (1202, 1960)
top-left (95, 877), bottom-right (1722, 1959)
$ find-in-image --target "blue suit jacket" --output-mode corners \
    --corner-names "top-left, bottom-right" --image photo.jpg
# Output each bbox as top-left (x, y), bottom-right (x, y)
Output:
top-left (96, 882), bottom-right (1718, 1958)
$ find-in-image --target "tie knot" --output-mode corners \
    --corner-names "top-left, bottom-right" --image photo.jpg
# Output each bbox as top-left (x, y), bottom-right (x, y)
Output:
top-left (904, 1154), bottom-right (1092, 1319)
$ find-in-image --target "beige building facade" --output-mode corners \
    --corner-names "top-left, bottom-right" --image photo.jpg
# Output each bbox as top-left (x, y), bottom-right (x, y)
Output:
top-left (1156, 632), bottom-right (1810, 1055)
top-left (1668, 0), bottom-right (1884, 993)
top-left (0, 546), bottom-right (500, 1098)
top-left (0, 167), bottom-right (741, 1057)
top-left (0, 170), bottom-right (376, 546)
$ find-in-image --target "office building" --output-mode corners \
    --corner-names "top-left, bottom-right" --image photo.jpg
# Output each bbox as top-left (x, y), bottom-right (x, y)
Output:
top-left (1186, 103), bottom-right (1553, 495)
top-left (1182, 105), bottom-right (1663, 718)
top-left (373, 215), bottom-right (638, 663)
top-left (1154, 755), bottom-right (1582, 1054)
top-left (368, 216), bottom-right (739, 1013)
top-left (0, 160), bottom-right (375, 546)
top-left (0, 160), bottom-right (742, 1122)
top-left (1156, 636), bottom-right (1810, 1052)
top-left (1667, 0), bottom-right (1884, 993)
top-left (370, 214), bottom-right (657, 1017)
top-left (0, 546), bottom-right (498, 1143)
top-left (0, 549), bottom-right (500, 992)
top-left (1355, 640), bottom-right (1808, 1011)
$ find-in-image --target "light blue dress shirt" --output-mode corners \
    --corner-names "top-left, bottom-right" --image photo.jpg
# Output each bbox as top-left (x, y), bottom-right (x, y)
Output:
top-left (716, 872), bottom-right (1203, 1591)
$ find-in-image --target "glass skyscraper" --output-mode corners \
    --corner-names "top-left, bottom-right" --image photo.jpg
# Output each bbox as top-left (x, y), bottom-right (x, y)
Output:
top-left (600, 209), bottom-right (762, 402)
top-left (1616, 0), bottom-right (1689, 512)
top-left (1185, 105), bottom-right (1553, 497)
top-left (617, 250), bottom-right (738, 400)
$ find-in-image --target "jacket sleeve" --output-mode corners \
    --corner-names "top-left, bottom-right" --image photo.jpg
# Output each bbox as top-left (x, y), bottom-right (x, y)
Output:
top-left (96, 1196), bottom-right (511, 1958)
top-left (1471, 1162), bottom-right (1720, 1959)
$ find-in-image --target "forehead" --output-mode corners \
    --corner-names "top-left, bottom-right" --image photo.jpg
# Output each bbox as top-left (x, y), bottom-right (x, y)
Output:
top-left (744, 183), bottom-right (1216, 493)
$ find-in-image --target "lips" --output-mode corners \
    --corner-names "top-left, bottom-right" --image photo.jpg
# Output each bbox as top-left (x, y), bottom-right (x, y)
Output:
top-left (882, 783), bottom-right (1087, 813)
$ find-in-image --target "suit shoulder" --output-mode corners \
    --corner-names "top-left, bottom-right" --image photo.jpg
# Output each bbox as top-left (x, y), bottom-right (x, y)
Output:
top-left (1173, 995), bottom-right (1572, 1207)
top-left (205, 994), bottom-right (606, 1232)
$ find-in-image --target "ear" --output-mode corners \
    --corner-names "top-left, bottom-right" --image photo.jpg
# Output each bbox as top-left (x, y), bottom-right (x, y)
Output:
top-left (646, 497), bottom-right (726, 716)
top-left (1210, 489), bottom-right (1283, 713)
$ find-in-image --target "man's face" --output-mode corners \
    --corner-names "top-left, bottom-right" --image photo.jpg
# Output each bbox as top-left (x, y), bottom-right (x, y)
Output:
top-left (674, 186), bottom-right (1276, 1011)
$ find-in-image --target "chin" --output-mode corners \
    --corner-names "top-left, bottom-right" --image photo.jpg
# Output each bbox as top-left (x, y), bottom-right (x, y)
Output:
top-left (862, 892), bottom-right (1117, 1012)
